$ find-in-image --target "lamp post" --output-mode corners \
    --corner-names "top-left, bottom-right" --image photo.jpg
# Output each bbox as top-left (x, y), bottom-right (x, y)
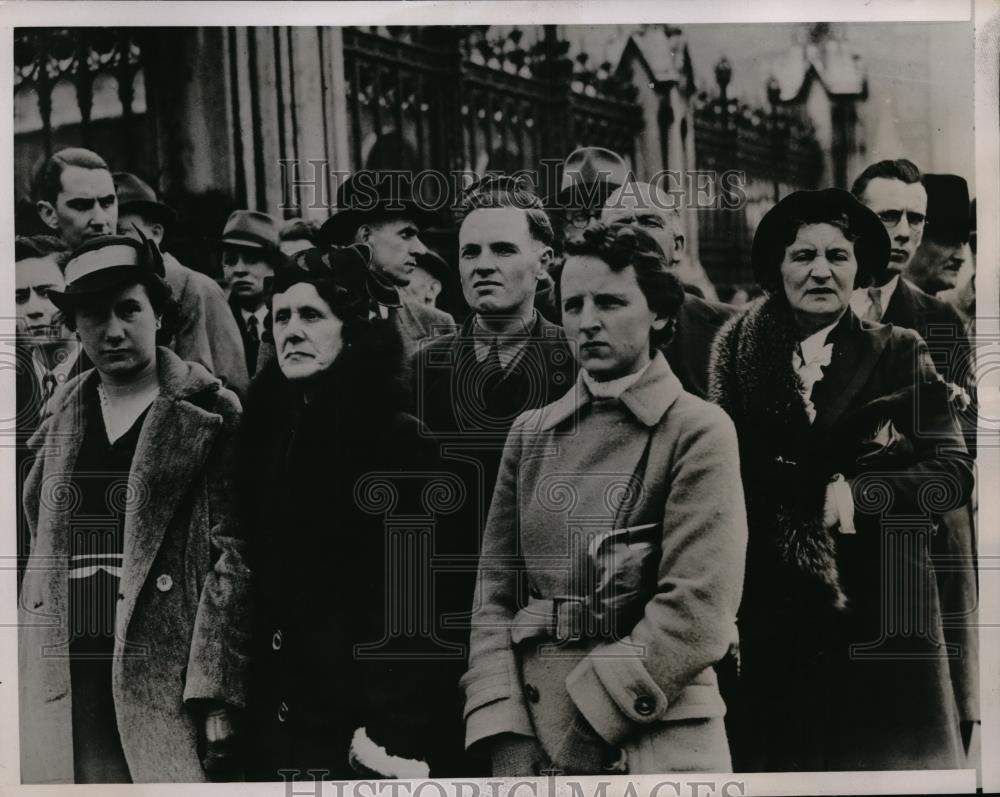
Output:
top-left (767, 76), bottom-right (782, 202)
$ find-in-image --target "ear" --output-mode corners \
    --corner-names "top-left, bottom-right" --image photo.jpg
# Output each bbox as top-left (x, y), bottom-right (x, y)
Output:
top-left (426, 279), bottom-right (443, 303)
top-left (150, 222), bottom-right (165, 246)
top-left (536, 245), bottom-right (554, 279)
top-left (355, 225), bottom-right (373, 244)
top-left (36, 200), bottom-right (60, 233)
top-left (672, 233), bottom-right (686, 260)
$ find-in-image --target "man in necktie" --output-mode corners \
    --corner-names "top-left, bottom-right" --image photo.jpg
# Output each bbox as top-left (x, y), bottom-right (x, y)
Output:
top-left (850, 158), bottom-right (980, 762)
top-left (409, 176), bottom-right (576, 775)
top-left (220, 210), bottom-right (284, 377)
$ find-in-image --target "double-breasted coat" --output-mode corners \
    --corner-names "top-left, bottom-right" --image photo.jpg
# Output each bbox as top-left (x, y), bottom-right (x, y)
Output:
top-left (462, 353), bottom-right (748, 774)
top-left (18, 347), bottom-right (250, 784)
top-left (709, 298), bottom-right (974, 771)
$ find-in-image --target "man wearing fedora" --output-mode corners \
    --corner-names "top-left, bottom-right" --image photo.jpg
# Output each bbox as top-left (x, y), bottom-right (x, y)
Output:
top-left (115, 173), bottom-right (249, 397)
top-left (546, 146), bottom-right (630, 252)
top-left (220, 210), bottom-right (285, 378)
top-left (319, 172), bottom-right (455, 355)
top-left (600, 180), bottom-right (734, 400)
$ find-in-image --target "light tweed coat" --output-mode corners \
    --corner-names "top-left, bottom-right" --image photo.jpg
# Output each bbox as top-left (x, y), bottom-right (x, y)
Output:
top-left (19, 347), bottom-right (250, 784)
top-left (462, 354), bottom-right (748, 774)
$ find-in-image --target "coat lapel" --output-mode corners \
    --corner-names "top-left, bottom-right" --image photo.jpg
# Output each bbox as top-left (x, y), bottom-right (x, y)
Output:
top-left (813, 311), bottom-right (892, 431)
top-left (118, 351), bottom-right (223, 637)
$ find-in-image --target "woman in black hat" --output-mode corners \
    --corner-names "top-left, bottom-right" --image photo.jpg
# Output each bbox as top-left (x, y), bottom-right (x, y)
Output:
top-left (708, 189), bottom-right (974, 771)
top-left (19, 234), bottom-right (249, 783)
top-left (238, 245), bottom-right (456, 781)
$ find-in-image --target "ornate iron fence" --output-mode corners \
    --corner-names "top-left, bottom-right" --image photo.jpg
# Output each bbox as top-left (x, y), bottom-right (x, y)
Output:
top-left (693, 65), bottom-right (823, 289)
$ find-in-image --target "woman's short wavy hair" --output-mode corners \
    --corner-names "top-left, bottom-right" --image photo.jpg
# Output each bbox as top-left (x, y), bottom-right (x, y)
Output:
top-left (562, 222), bottom-right (686, 349)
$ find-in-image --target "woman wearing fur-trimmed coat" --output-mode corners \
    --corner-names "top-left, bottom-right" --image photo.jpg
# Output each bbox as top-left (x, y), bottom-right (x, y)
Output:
top-left (709, 189), bottom-right (974, 772)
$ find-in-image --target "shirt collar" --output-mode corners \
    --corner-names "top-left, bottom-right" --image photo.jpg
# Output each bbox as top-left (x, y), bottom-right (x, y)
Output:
top-left (241, 306), bottom-right (268, 325)
top-left (798, 317), bottom-right (840, 365)
top-left (32, 341), bottom-right (82, 383)
top-left (471, 311), bottom-right (537, 368)
top-left (581, 359), bottom-right (653, 400)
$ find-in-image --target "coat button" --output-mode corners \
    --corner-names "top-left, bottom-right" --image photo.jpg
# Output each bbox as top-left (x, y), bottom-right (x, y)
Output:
top-left (155, 574), bottom-right (173, 592)
top-left (117, 592), bottom-right (125, 601)
top-left (524, 683), bottom-right (540, 703)
top-left (277, 700), bottom-right (289, 722)
top-left (634, 695), bottom-right (655, 716)
top-left (272, 629), bottom-right (283, 651)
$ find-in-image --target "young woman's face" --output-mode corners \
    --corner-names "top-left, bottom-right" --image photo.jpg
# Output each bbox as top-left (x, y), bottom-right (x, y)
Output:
top-left (779, 223), bottom-right (858, 329)
top-left (560, 255), bottom-right (665, 382)
top-left (75, 282), bottom-right (159, 380)
top-left (271, 282), bottom-right (345, 383)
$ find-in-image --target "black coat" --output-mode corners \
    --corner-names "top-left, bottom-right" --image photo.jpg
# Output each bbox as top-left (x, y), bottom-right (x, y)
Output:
top-left (709, 298), bottom-right (973, 771)
top-left (239, 353), bottom-right (459, 780)
top-left (663, 294), bottom-right (736, 400)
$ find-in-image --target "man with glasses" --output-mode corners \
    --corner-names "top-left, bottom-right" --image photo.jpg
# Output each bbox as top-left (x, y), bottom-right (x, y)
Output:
top-left (601, 180), bottom-right (735, 399)
top-left (850, 158), bottom-right (979, 766)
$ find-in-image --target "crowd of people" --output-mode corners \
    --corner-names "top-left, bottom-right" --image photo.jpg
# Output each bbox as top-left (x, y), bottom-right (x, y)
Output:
top-left (14, 142), bottom-right (978, 783)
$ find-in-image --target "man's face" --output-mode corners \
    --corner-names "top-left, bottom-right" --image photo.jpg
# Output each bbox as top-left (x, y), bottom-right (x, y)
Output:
top-left (602, 189), bottom-right (684, 267)
top-left (15, 255), bottom-right (66, 344)
top-left (358, 217), bottom-right (428, 287)
top-left (402, 264), bottom-right (442, 307)
top-left (859, 177), bottom-right (927, 273)
top-left (75, 282), bottom-right (158, 380)
top-left (906, 240), bottom-right (965, 294)
top-left (222, 246), bottom-right (274, 306)
top-left (37, 166), bottom-right (117, 250)
top-left (117, 211), bottom-right (164, 248)
top-left (558, 206), bottom-right (603, 248)
top-left (459, 208), bottom-right (548, 317)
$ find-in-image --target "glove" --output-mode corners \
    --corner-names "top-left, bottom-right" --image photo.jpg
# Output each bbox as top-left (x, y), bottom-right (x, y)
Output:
top-left (201, 704), bottom-right (241, 781)
top-left (349, 727), bottom-right (430, 779)
top-left (489, 733), bottom-right (549, 777)
top-left (550, 712), bottom-right (618, 775)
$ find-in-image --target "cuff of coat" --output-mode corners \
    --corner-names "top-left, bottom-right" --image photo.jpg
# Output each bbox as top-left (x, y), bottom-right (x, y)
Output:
top-left (182, 662), bottom-right (248, 711)
top-left (566, 641), bottom-right (669, 747)
top-left (465, 697), bottom-right (535, 750)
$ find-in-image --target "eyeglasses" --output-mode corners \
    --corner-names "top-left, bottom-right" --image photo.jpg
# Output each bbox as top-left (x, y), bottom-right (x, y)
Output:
top-left (568, 209), bottom-right (601, 229)
top-left (875, 209), bottom-right (926, 230)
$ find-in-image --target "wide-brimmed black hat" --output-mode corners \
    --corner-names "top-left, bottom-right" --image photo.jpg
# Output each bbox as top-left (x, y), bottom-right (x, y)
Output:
top-left (318, 171), bottom-right (441, 247)
top-left (545, 146), bottom-right (631, 212)
top-left (269, 243), bottom-right (402, 320)
top-left (48, 233), bottom-right (166, 314)
top-left (751, 187), bottom-right (891, 289)
top-left (114, 172), bottom-right (177, 226)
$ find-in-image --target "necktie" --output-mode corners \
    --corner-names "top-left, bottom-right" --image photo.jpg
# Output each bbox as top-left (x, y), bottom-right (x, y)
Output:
top-left (245, 314), bottom-right (260, 375)
top-left (41, 372), bottom-right (57, 404)
top-left (481, 340), bottom-right (505, 398)
top-left (864, 287), bottom-right (883, 323)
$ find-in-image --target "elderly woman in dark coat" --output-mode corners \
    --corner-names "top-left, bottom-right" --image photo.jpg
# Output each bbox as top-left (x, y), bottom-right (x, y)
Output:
top-left (709, 188), bottom-right (974, 771)
top-left (19, 235), bottom-right (249, 783)
top-left (239, 245), bottom-right (455, 781)
top-left (461, 224), bottom-right (748, 776)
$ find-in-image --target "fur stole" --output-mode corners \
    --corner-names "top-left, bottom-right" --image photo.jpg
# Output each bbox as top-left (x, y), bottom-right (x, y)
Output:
top-left (708, 295), bottom-right (847, 611)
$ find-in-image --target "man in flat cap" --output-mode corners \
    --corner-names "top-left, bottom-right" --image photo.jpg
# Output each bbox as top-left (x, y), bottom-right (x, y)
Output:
top-left (601, 180), bottom-right (734, 399)
top-left (220, 210), bottom-right (285, 377)
top-left (115, 173), bottom-right (249, 397)
top-left (319, 172), bottom-right (455, 355)
top-left (906, 174), bottom-right (971, 297)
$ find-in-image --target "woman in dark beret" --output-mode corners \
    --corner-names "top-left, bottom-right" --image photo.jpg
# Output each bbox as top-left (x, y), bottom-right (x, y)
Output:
top-left (239, 244), bottom-right (456, 781)
top-left (462, 223), bottom-right (748, 775)
top-left (709, 188), bottom-right (974, 771)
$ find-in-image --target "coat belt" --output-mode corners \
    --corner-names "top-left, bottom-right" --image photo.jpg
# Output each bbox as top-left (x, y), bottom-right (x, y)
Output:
top-left (511, 595), bottom-right (590, 645)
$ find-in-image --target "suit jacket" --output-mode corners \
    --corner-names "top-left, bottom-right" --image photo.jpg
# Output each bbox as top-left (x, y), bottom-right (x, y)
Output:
top-left (709, 300), bottom-right (973, 771)
top-left (462, 353), bottom-right (748, 773)
top-left (19, 348), bottom-right (250, 783)
top-left (880, 276), bottom-right (979, 727)
top-left (228, 295), bottom-right (266, 379)
top-left (163, 253), bottom-right (249, 398)
top-left (662, 294), bottom-right (736, 400)
top-left (392, 299), bottom-right (456, 358)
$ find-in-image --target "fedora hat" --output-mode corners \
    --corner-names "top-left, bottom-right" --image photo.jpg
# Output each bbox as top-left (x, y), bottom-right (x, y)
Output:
top-left (751, 188), bottom-right (891, 290)
top-left (318, 171), bottom-right (441, 247)
top-left (48, 233), bottom-right (166, 314)
top-left (547, 146), bottom-right (631, 211)
top-left (221, 209), bottom-right (280, 250)
top-left (923, 174), bottom-right (970, 246)
top-left (114, 172), bottom-right (177, 226)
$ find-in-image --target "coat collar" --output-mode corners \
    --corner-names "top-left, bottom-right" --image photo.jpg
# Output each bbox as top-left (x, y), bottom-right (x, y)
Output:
top-left (538, 351), bottom-right (683, 431)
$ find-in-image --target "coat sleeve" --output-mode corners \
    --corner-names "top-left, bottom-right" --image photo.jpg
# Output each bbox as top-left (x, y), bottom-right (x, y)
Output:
top-left (851, 331), bottom-right (974, 521)
top-left (460, 411), bottom-right (537, 750)
top-left (565, 405), bottom-right (748, 746)
top-left (182, 390), bottom-right (253, 711)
